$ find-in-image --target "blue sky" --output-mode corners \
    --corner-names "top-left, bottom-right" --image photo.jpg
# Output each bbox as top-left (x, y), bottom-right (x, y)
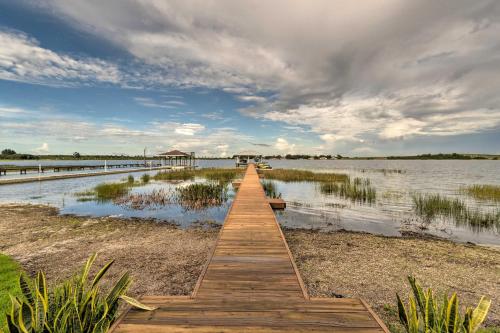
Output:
top-left (1, 1), bottom-right (499, 156)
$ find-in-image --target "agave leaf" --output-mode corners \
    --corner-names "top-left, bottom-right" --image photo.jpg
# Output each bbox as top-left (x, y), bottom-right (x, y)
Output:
top-left (35, 288), bottom-right (48, 330)
top-left (446, 293), bottom-right (459, 333)
top-left (6, 313), bottom-right (21, 333)
top-left (408, 276), bottom-right (425, 316)
top-left (81, 253), bottom-right (97, 286)
top-left (106, 273), bottom-right (131, 306)
top-left (17, 302), bottom-right (32, 333)
top-left (397, 294), bottom-right (410, 332)
top-left (119, 295), bottom-right (157, 311)
top-left (468, 297), bottom-right (491, 333)
top-left (18, 275), bottom-right (33, 306)
top-left (408, 295), bottom-right (419, 333)
top-left (37, 271), bottom-right (48, 302)
top-left (91, 260), bottom-right (114, 288)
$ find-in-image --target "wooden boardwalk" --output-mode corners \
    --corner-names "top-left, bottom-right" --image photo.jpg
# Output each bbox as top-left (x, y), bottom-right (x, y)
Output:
top-left (111, 164), bottom-right (389, 332)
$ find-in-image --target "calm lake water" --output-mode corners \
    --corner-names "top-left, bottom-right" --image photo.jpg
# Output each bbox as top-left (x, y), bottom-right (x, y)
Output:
top-left (0, 159), bottom-right (499, 246)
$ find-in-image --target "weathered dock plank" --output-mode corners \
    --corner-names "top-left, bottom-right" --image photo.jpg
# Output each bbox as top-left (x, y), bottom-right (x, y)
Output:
top-left (111, 164), bottom-right (389, 332)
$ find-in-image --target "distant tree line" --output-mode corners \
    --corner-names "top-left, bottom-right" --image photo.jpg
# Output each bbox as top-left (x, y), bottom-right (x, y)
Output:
top-left (386, 153), bottom-right (495, 160)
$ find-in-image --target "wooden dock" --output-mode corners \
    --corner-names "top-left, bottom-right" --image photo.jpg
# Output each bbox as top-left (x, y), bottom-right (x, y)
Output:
top-left (111, 164), bottom-right (388, 332)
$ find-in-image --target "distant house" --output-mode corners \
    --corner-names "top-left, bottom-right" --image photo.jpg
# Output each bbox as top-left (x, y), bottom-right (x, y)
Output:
top-left (156, 150), bottom-right (196, 166)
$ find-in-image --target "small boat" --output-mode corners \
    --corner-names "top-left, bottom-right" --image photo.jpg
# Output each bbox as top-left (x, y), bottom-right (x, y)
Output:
top-left (256, 161), bottom-right (272, 170)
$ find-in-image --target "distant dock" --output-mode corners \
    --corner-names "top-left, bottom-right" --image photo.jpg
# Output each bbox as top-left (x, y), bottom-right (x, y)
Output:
top-left (0, 165), bottom-right (192, 185)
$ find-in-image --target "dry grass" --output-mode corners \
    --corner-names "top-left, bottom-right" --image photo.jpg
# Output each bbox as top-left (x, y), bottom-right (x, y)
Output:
top-left (0, 204), bottom-right (218, 297)
top-left (284, 229), bottom-right (500, 328)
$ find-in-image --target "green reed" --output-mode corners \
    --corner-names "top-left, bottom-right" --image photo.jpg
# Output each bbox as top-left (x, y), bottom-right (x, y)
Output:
top-left (94, 182), bottom-right (132, 201)
top-left (412, 193), bottom-right (500, 229)
top-left (154, 168), bottom-right (243, 183)
top-left (262, 169), bottom-right (349, 183)
top-left (261, 180), bottom-right (281, 199)
top-left (141, 173), bottom-right (151, 183)
top-left (175, 182), bottom-right (228, 210)
top-left (320, 177), bottom-right (376, 203)
top-left (460, 184), bottom-right (500, 202)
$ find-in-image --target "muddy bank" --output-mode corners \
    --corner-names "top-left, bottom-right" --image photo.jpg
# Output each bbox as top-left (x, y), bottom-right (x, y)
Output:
top-left (284, 229), bottom-right (500, 327)
top-left (1, 204), bottom-right (498, 328)
top-left (0, 204), bottom-right (218, 296)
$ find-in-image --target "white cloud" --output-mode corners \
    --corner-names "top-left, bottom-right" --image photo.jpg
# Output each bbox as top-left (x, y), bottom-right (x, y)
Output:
top-left (174, 123), bottom-right (205, 136)
top-left (0, 30), bottom-right (120, 86)
top-left (274, 138), bottom-right (296, 153)
top-left (34, 142), bottom-right (49, 153)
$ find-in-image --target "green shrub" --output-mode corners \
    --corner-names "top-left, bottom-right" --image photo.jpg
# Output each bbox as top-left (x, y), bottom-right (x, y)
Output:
top-left (3, 254), bottom-right (154, 333)
top-left (397, 276), bottom-right (491, 333)
top-left (127, 175), bottom-right (135, 184)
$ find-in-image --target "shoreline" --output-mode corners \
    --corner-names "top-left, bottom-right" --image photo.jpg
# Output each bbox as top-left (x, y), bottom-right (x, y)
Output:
top-left (0, 204), bottom-right (498, 328)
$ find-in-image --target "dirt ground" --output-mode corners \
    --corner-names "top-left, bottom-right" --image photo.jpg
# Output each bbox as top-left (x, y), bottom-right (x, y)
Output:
top-left (1, 204), bottom-right (499, 328)
top-left (0, 204), bottom-right (218, 296)
top-left (285, 229), bottom-right (500, 327)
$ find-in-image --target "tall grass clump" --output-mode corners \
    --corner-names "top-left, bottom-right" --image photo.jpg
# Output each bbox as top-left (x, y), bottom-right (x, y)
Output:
top-left (412, 193), bottom-right (500, 229)
top-left (320, 177), bottom-right (376, 203)
top-left (154, 169), bottom-right (197, 181)
top-left (94, 182), bottom-right (131, 201)
top-left (461, 185), bottom-right (500, 202)
top-left (154, 168), bottom-right (243, 183)
top-left (261, 180), bottom-right (281, 199)
top-left (3, 254), bottom-right (154, 333)
top-left (176, 183), bottom-right (228, 210)
top-left (199, 168), bottom-right (244, 183)
top-left (141, 173), bottom-right (150, 183)
top-left (127, 175), bottom-right (135, 184)
top-left (262, 169), bottom-right (349, 183)
top-left (397, 276), bottom-right (490, 333)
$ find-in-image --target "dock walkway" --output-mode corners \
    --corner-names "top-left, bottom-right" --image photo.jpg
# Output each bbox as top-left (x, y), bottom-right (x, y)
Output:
top-left (111, 164), bottom-right (388, 332)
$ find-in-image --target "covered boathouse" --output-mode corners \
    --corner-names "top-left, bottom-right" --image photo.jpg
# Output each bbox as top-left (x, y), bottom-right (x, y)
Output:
top-left (156, 150), bottom-right (196, 167)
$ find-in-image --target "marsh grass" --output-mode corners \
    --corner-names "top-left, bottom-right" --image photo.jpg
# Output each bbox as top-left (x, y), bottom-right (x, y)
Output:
top-left (141, 173), bottom-right (151, 183)
top-left (412, 193), bottom-right (500, 229)
top-left (115, 188), bottom-right (174, 209)
top-left (320, 177), bottom-right (376, 203)
top-left (461, 184), bottom-right (500, 202)
top-left (94, 182), bottom-right (131, 201)
top-left (261, 180), bottom-right (282, 199)
top-left (154, 168), bottom-right (244, 183)
top-left (176, 182), bottom-right (229, 210)
top-left (262, 169), bottom-right (349, 183)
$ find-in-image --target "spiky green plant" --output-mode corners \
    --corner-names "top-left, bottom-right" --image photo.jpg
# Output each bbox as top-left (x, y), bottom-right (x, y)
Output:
top-left (397, 276), bottom-right (491, 333)
top-left (3, 254), bottom-right (154, 333)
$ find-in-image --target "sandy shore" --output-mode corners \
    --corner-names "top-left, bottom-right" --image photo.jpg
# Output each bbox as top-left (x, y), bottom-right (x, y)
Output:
top-left (1, 204), bottom-right (498, 328)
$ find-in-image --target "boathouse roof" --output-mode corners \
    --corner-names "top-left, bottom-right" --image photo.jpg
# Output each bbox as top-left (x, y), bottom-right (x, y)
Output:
top-left (157, 150), bottom-right (191, 157)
